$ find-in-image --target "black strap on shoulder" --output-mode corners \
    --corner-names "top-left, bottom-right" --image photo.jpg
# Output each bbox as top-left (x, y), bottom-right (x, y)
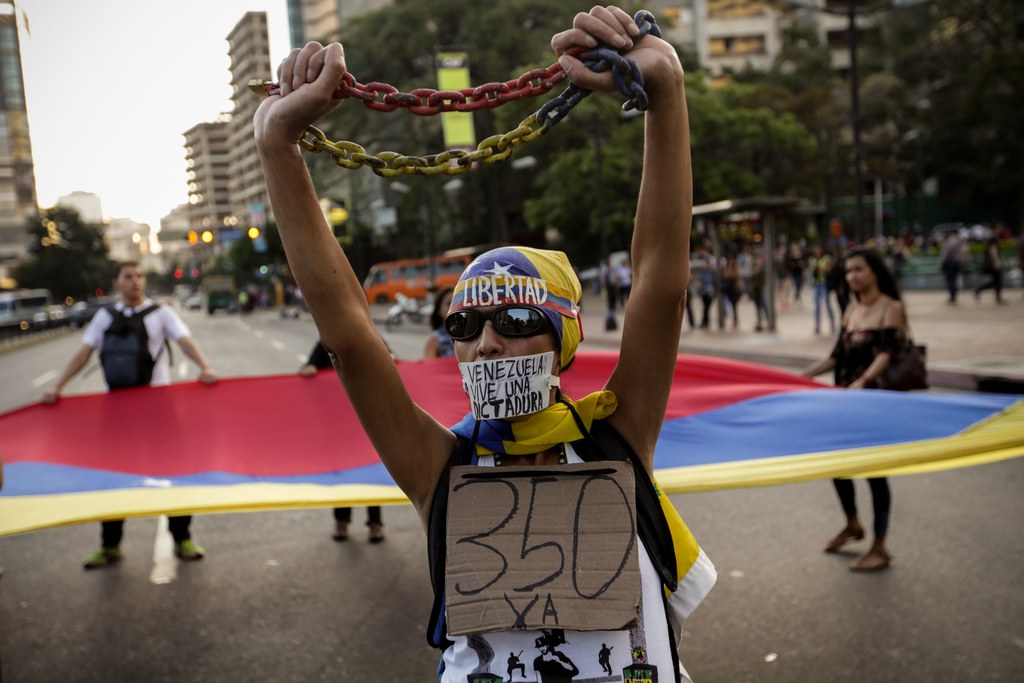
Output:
top-left (425, 428), bottom-right (476, 649)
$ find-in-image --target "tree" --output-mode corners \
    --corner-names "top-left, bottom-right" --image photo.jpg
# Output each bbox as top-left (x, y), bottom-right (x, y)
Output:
top-left (14, 207), bottom-right (115, 301)
top-left (880, 0), bottom-right (1024, 226)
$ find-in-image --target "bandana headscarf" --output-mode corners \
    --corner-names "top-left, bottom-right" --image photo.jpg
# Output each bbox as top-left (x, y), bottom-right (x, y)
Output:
top-left (449, 246), bottom-right (583, 369)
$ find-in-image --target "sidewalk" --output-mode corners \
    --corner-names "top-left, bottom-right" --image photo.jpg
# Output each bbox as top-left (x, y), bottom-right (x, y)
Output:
top-left (579, 288), bottom-right (1024, 392)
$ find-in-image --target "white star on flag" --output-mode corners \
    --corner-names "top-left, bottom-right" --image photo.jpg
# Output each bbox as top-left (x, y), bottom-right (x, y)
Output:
top-left (485, 262), bottom-right (513, 276)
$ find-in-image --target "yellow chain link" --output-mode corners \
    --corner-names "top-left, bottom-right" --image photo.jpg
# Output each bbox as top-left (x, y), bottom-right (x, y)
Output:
top-left (289, 111), bottom-right (547, 177)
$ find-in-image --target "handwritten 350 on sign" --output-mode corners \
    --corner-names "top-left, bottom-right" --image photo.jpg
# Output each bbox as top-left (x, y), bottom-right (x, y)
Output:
top-left (444, 462), bottom-right (641, 636)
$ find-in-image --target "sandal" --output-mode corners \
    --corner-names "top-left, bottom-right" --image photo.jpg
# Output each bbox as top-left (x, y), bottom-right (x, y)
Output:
top-left (850, 549), bottom-right (892, 572)
top-left (824, 528), bottom-right (865, 553)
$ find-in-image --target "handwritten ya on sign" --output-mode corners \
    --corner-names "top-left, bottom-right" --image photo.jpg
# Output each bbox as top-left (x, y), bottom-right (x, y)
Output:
top-left (445, 462), bottom-right (640, 636)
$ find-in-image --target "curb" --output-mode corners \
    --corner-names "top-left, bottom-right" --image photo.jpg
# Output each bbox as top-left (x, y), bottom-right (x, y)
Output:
top-left (0, 326), bottom-right (73, 355)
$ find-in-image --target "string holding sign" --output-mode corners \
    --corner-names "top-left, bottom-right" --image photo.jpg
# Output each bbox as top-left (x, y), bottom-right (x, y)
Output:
top-left (248, 11), bottom-right (662, 177)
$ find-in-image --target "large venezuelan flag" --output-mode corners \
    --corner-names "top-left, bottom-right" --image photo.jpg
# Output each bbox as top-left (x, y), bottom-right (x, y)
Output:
top-left (1, 352), bottom-right (1021, 536)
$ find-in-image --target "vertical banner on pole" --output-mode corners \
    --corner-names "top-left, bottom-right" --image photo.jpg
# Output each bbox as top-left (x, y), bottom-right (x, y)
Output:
top-left (435, 51), bottom-right (476, 152)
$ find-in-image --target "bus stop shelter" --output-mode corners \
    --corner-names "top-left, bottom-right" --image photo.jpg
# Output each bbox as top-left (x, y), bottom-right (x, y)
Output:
top-left (692, 196), bottom-right (822, 332)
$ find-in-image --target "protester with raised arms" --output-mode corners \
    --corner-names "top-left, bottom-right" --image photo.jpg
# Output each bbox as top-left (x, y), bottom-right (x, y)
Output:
top-left (254, 7), bottom-right (712, 680)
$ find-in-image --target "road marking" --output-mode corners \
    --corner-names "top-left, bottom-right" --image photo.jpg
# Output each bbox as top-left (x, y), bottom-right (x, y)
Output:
top-left (149, 515), bottom-right (178, 585)
top-left (235, 320), bottom-right (252, 332)
top-left (254, 330), bottom-right (265, 339)
top-left (296, 354), bottom-right (307, 363)
top-left (178, 361), bottom-right (191, 379)
top-left (270, 339), bottom-right (285, 351)
top-left (31, 369), bottom-right (58, 388)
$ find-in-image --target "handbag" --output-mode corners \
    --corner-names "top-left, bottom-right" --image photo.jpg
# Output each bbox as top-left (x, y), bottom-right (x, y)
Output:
top-left (877, 325), bottom-right (928, 392)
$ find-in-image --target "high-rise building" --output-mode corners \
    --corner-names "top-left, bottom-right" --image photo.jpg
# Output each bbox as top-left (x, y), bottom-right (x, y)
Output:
top-left (286, 0), bottom-right (393, 46)
top-left (184, 117), bottom-right (232, 234)
top-left (226, 12), bottom-right (272, 232)
top-left (0, 0), bottom-right (37, 269)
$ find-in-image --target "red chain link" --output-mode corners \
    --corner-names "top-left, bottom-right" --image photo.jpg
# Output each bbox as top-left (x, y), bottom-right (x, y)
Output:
top-left (252, 63), bottom-right (567, 116)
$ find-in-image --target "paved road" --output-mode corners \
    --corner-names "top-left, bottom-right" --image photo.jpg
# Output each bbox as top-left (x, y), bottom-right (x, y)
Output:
top-left (1, 306), bottom-right (1022, 682)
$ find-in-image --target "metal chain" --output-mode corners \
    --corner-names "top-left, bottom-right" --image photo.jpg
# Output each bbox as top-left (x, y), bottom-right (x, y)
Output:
top-left (249, 11), bottom-right (661, 177)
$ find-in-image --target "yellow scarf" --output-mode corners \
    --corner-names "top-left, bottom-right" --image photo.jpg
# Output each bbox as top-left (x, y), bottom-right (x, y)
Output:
top-left (452, 391), bottom-right (618, 456)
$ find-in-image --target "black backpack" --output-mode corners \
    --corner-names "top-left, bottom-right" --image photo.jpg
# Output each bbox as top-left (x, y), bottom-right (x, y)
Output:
top-left (100, 304), bottom-right (163, 389)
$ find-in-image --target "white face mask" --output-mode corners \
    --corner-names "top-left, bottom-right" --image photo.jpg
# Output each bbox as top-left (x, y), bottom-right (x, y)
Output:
top-left (459, 351), bottom-right (560, 420)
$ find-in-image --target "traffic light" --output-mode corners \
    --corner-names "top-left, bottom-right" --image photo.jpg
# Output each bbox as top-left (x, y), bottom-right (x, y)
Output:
top-left (248, 226), bottom-right (261, 239)
top-left (329, 198), bottom-right (349, 237)
top-left (187, 230), bottom-right (199, 245)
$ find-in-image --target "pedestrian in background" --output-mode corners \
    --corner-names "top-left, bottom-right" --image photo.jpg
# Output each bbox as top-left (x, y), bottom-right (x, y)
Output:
top-left (720, 253), bottom-right (742, 329)
top-left (785, 242), bottom-right (807, 304)
top-left (938, 228), bottom-right (968, 304)
top-left (973, 235), bottom-right (1005, 304)
top-left (299, 340), bottom-right (385, 543)
top-left (423, 287), bottom-right (455, 358)
top-left (691, 244), bottom-right (716, 329)
top-left (43, 261), bottom-right (218, 569)
top-left (828, 245), bottom-right (850, 316)
top-left (809, 244), bottom-right (835, 335)
top-left (802, 249), bottom-right (907, 572)
top-left (749, 251), bottom-right (768, 332)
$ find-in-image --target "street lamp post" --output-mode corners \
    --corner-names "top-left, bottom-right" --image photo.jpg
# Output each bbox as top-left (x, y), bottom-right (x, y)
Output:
top-left (846, 0), bottom-right (866, 245)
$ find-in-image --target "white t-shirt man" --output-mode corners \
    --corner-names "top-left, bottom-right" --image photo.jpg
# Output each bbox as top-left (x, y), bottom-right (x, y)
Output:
top-left (81, 299), bottom-right (191, 388)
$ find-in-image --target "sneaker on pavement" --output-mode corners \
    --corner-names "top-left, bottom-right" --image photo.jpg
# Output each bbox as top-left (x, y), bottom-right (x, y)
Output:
top-left (83, 546), bottom-right (123, 570)
top-left (174, 539), bottom-right (205, 561)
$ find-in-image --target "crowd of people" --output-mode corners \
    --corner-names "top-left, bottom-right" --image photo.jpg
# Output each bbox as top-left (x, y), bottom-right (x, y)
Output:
top-left (669, 230), bottom-right (1018, 335)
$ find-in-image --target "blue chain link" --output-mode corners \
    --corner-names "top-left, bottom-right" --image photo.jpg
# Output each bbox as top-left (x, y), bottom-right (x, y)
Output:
top-left (536, 10), bottom-right (662, 128)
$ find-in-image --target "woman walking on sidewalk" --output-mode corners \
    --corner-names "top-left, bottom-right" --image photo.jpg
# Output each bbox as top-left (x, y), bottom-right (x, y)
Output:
top-left (802, 249), bottom-right (907, 572)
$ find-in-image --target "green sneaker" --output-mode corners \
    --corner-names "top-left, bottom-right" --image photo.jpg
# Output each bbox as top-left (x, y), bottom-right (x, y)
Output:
top-left (174, 539), bottom-right (205, 561)
top-left (83, 546), bottom-right (123, 570)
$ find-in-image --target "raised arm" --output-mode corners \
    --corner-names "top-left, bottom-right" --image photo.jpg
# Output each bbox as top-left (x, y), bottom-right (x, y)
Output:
top-left (253, 43), bottom-right (454, 515)
top-left (553, 8), bottom-right (690, 470)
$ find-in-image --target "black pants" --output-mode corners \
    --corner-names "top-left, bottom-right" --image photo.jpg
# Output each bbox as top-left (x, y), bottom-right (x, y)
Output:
top-left (832, 478), bottom-right (891, 537)
top-left (101, 516), bottom-right (192, 548)
top-left (975, 270), bottom-right (1004, 300)
top-left (942, 262), bottom-right (961, 302)
top-left (333, 507), bottom-right (382, 525)
top-left (699, 294), bottom-right (713, 328)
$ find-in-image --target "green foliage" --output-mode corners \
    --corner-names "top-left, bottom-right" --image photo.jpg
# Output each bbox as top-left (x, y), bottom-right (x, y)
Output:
top-left (14, 207), bottom-right (115, 301)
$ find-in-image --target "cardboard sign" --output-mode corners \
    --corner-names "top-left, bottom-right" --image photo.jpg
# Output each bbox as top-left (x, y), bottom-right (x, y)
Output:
top-left (445, 462), bottom-right (640, 636)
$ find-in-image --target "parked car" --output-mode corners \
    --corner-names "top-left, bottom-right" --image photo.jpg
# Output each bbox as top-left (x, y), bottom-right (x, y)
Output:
top-left (185, 294), bottom-right (203, 310)
top-left (67, 296), bottom-right (116, 327)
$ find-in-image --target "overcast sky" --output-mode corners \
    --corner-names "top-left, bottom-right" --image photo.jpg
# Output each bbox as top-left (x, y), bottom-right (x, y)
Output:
top-left (17, 0), bottom-right (291, 230)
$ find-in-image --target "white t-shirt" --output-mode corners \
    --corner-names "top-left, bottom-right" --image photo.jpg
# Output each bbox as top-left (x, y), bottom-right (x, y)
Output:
top-left (441, 445), bottom-right (677, 682)
top-left (81, 298), bottom-right (191, 388)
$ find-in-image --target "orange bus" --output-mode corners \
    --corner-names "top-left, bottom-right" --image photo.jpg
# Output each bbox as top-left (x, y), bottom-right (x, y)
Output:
top-left (362, 253), bottom-right (474, 303)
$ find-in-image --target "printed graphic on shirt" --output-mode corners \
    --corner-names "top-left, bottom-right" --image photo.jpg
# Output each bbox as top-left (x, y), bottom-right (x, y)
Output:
top-left (462, 629), bottom-right (646, 682)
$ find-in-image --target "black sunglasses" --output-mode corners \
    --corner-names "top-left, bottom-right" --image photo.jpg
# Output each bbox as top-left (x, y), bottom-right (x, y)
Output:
top-left (445, 305), bottom-right (552, 342)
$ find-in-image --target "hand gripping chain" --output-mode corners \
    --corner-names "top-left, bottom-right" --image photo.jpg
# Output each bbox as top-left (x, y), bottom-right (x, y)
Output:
top-left (249, 11), bottom-right (661, 177)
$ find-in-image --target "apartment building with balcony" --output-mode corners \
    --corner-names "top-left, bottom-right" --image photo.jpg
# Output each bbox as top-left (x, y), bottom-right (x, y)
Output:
top-left (226, 12), bottom-right (272, 231)
top-left (184, 117), bottom-right (232, 234)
